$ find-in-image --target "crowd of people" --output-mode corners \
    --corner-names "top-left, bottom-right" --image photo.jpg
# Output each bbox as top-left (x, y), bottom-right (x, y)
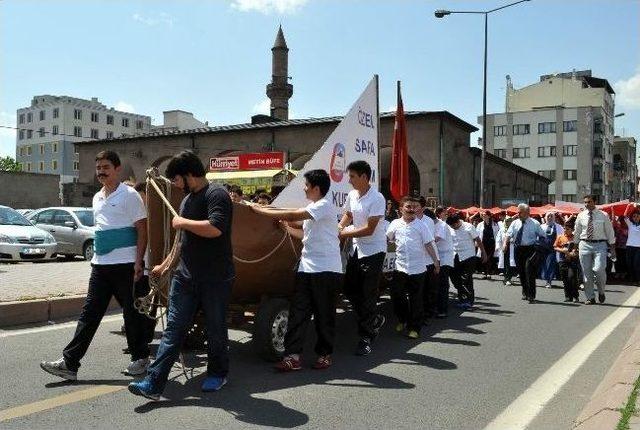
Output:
top-left (39, 149), bottom-right (640, 402)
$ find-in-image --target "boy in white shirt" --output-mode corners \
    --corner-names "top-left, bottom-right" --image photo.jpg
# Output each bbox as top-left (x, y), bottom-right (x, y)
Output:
top-left (251, 169), bottom-right (342, 371)
top-left (386, 196), bottom-right (440, 339)
top-left (434, 206), bottom-right (455, 317)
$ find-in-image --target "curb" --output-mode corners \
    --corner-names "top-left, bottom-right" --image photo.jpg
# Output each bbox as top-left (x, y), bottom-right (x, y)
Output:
top-left (0, 295), bottom-right (120, 328)
top-left (573, 321), bottom-right (640, 429)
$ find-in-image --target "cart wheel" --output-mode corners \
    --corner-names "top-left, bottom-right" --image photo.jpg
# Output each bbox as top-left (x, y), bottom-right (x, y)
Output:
top-left (253, 298), bottom-right (289, 361)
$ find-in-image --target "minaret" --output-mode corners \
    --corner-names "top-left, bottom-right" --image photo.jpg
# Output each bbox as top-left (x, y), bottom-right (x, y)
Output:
top-left (266, 25), bottom-right (293, 121)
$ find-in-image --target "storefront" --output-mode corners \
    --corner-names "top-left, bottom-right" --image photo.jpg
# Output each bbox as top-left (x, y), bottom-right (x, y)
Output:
top-left (206, 168), bottom-right (297, 196)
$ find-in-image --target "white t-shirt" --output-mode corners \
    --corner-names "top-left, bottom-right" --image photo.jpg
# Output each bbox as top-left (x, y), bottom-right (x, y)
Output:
top-left (418, 215), bottom-right (440, 265)
top-left (451, 221), bottom-right (479, 262)
top-left (434, 219), bottom-right (455, 267)
top-left (92, 183), bottom-right (147, 265)
top-left (344, 187), bottom-right (386, 258)
top-left (386, 218), bottom-right (434, 275)
top-left (625, 218), bottom-right (640, 248)
top-left (299, 198), bottom-right (342, 274)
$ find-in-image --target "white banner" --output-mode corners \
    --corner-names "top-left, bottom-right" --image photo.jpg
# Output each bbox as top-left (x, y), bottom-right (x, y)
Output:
top-left (273, 76), bottom-right (379, 213)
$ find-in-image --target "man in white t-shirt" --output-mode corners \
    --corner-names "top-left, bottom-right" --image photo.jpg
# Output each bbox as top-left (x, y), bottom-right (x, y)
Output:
top-left (416, 197), bottom-right (440, 320)
top-left (338, 160), bottom-right (387, 356)
top-left (41, 150), bottom-right (149, 381)
top-left (251, 169), bottom-right (342, 371)
top-left (387, 196), bottom-right (440, 339)
top-left (434, 206), bottom-right (455, 317)
top-left (447, 213), bottom-right (487, 309)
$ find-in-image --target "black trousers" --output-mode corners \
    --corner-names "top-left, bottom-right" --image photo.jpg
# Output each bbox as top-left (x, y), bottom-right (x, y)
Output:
top-left (482, 243), bottom-right (496, 275)
top-left (627, 246), bottom-right (640, 282)
top-left (422, 264), bottom-right (439, 317)
top-left (390, 271), bottom-right (424, 332)
top-left (63, 264), bottom-right (150, 371)
top-left (133, 275), bottom-right (158, 345)
top-left (503, 248), bottom-right (513, 283)
top-left (436, 265), bottom-right (451, 315)
top-left (515, 246), bottom-right (539, 300)
top-left (344, 251), bottom-right (385, 339)
top-left (559, 260), bottom-right (580, 300)
top-left (284, 272), bottom-right (342, 356)
top-left (450, 255), bottom-right (476, 305)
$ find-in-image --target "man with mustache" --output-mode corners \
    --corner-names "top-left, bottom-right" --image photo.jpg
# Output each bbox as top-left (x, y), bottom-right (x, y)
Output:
top-left (41, 150), bottom-right (150, 380)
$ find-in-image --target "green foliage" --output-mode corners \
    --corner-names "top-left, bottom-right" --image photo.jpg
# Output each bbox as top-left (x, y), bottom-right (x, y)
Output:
top-left (0, 156), bottom-right (22, 172)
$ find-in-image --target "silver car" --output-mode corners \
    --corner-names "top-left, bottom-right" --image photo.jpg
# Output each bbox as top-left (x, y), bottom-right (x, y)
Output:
top-left (0, 206), bottom-right (57, 262)
top-left (28, 207), bottom-right (95, 260)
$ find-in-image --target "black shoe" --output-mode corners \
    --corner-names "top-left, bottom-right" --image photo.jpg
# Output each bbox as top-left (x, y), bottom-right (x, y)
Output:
top-left (355, 338), bottom-right (372, 356)
top-left (598, 294), bottom-right (605, 304)
top-left (372, 314), bottom-right (386, 334)
top-left (528, 299), bottom-right (536, 304)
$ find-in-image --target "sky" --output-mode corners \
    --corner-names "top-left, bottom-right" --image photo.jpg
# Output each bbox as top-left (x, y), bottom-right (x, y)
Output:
top-left (1, 0), bottom-right (639, 159)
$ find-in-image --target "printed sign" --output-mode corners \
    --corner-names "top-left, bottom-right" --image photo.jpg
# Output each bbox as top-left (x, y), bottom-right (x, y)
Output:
top-left (209, 151), bottom-right (285, 171)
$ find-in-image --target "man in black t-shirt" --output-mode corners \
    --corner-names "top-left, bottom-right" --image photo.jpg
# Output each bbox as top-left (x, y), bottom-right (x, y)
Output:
top-left (129, 151), bottom-right (234, 400)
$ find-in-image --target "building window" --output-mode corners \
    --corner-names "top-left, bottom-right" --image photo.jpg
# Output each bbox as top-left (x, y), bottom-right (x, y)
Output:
top-left (19, 130), bottom-right (24, 140)
top-left (91, 112), bottom-right (99, 122)
top-left (537, 146), bottom-right (556, 157)
top-left (39, 110), bottom-right (45, 121)
top-left (52, 160), bottom-right (58, 171)
top-left (27, 112), bottom-right (32, 122)
top-left (73, 126), bottom-right (82, 137)
top-left (74, 109), bottom-right (82, 120)
top-left (562, 194), bottom-right (576, 202)
top-left (73, 161), bottom-right (79, 171)
top-left (38, 127), bottom-right (45, 137)
top-left (52, 142), bottom-right (58, 153)
top-left (74, 144), bottom-right (79, 154)
top-left (38, 161), bottom-right (44, 172)
top-left (593, 169), bottom-right (602, 181)
top-left (39, 144), bottom-right (44, 155)
top-left (562, 145), bottom-right (577, 156)
top-left (493, 125), bottom-right (507, 136)
top-left (52, 125), bottom-right (59, 135)
top-left (136, 120), bottom-right (144, 129)
top-left (19, 114), bottom-right (25, 124)
top-left (26, 162), bottom-right (32, 172)
top-left (563, 120), bottom-right (577, 132)
top-left (53, 108), bottom-right (59, 119)
top-left (513, 124), bottom-right (530, 135)
top-left (537, 170), bottom-right (555, 180)
top-left (563, 169), bottom-right (577, 180)
top-left (538, 122), bottom-right (556, 134)
top-left (27, 145), bottom-right (32, 156)
top-left (18, 146), bottom-right (24, 156)
top-left (106, 131), bottom-right (114, 139)
top-left (106, 115), bottom-right (114, 125)
top-left (494, 148), bottom-right (506, 158)
top-left (513, 147), bottom-right (530, 158)
top-left (90, 129), bottom-right (99, 139)
top-left (27, 129), bottom-right (33, 139)
top-left (549, 194), bottom-right (556, 202)
top-left (122, 118), bottom-right (129, 127)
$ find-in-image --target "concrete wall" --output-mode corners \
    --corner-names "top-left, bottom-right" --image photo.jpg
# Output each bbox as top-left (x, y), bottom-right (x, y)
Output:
top-left (0, 172), bottom-right (60, 209)
top-left (508, 77), bottom-right (612, 113)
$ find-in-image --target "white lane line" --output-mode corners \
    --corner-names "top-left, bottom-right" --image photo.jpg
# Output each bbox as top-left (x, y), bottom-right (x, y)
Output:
top-left (484, 287), bottom-right (640, 430)
top-left (0, 315), bottom-right (123, 338)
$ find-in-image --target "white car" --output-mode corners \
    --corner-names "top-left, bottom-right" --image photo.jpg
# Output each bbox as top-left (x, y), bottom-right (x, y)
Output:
top-left (0, 206), bottom-right (57, 262)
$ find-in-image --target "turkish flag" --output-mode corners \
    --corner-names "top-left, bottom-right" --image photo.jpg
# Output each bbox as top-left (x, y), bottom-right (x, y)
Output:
top-left (390, 81), bottom-right (409, 202)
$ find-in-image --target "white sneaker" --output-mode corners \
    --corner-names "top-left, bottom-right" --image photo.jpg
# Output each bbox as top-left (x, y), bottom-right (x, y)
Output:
top-left (545, 283), bottom-right (552, 289)
top-left (40, 358), bottom-right (77, 381)
top-left (505, 281), bottom-right (512, 286)
top-left (125, 358), bottom-right (150, 376)
top-left (579, 284), bottom-right (585, 290)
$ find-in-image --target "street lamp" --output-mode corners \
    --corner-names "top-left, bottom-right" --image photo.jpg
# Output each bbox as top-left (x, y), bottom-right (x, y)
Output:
top-left (435, 0), bottom-right (531, 208)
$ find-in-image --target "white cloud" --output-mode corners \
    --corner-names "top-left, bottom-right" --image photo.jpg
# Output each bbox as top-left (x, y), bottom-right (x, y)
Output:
top-left (230, 0), bottom-right (309, 14)
top-left (614, 67), bottom-right (640, 109)
top-left (114, 101), bottom-right (135, 113)
top-left (132, 12), bottom-right (174, 27)
top-left (252, 98), bottom-right (271, 115)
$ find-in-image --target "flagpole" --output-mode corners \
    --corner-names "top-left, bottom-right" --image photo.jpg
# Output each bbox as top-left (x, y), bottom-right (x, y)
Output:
top-left (375, 74), bottom-right (381, 191)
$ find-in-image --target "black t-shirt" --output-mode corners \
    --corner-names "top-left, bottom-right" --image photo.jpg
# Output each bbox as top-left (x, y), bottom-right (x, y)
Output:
top-left (176, 183), bottom-right (235, 281)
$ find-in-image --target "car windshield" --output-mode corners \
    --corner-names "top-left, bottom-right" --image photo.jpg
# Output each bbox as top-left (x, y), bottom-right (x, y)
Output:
top-left (0, 207), bottom-right (32, 226)
top-left (73, 210), bottom-right (95, 227)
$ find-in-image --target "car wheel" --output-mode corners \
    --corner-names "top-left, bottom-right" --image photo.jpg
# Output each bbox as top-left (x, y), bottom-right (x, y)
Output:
top-left (83, 240), bottom-right (94, 261)
top-left (253, 297), bottom-right (289, 362)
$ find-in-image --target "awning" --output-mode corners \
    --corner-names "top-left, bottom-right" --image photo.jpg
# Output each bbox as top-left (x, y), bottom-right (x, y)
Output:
top-left (206, 169), bottom-right (286, 181)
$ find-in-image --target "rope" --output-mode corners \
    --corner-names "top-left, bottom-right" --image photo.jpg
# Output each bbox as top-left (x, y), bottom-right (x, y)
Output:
top-left (233, 229), bottom-right (294, 264)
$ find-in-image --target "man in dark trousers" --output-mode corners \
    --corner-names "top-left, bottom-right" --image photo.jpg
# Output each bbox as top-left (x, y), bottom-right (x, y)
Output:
top-left (129, 150), bottom-right (234, 400)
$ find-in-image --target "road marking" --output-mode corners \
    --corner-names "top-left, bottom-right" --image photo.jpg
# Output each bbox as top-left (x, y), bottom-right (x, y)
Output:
top-left (484, 287), bottom-right (640, 430)
top-left (0, 385), bottom-right (125, 423)
top-left (0, 315), bottom-right (122, 339)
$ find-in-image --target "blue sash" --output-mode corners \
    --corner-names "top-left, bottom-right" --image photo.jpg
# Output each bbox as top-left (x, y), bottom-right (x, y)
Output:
top-left (94, 227), bottom-right (137, 255)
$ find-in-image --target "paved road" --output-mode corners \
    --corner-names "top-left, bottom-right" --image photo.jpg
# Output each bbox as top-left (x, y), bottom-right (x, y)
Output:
top-left (1, 278), bottom-right (639, 430)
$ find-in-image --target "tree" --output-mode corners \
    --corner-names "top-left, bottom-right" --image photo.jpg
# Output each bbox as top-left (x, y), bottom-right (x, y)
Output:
top-left (0, 156), bottom-right (22, 172)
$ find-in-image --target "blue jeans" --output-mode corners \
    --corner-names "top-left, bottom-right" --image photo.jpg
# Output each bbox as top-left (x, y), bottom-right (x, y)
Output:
top-left (146, 274), bottom-right (233, 392)
top-left (578, 241), bottom-right (608, 300)
top-left (539, 252), bottom-right (558, 284)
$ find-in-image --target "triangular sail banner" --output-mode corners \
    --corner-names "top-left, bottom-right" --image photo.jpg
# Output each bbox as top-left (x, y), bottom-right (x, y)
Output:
top-left (273, 76), bottom-right (379, 212)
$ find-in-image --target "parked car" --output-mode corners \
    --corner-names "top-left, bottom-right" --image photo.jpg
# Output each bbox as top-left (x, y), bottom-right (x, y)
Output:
top-left (16, 209), bottom-right (34, 217)
top-left (0, 205), bottom-right (57, 262)
top-left (27, 207), bottom-right (95, 260)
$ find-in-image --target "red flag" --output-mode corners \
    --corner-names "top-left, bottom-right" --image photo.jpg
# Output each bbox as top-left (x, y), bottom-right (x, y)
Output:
top-left (390, 81), bottom-right (409, 202)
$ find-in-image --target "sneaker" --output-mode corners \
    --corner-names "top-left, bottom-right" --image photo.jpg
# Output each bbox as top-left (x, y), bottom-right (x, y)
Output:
top-left (407, 330), bottom-right (419, 339)
top-left (579, 284), bottom-right (585, 290)
top-left (395, 322), bottom-right (405, 333)
top-left (355, 338), bottom-right (372, 356)
top-left (521, 295), bottom-right (528, 300)
top-left (40, 358), bottom-right (77, 381)
top-left (275, 355), bottom-right (302, 372)
top-left (598, 294), bottom-right (606, 304)
top-left (372, 314), bottom-right (386, 333)
top-left (125, 358), bottom-right (150, 376)
top-left (487, 275), bottom-right (492, 280)
top-left (528, 299), bottom-right (536, 304)
top-left (584, 298), bottom-right (597, 305)
top-left (128, 378), bottom-right (161, 401)
top-left (201, 376), bottom-right (227, 392)
top-left (545, 283), bottom-right (552, 289)
top-left (564, 298), bottom-right (572, 302)
top-left (312, 355), bottom-right (332, 370)
top-left (505, 281), bottom-right (512, 287)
